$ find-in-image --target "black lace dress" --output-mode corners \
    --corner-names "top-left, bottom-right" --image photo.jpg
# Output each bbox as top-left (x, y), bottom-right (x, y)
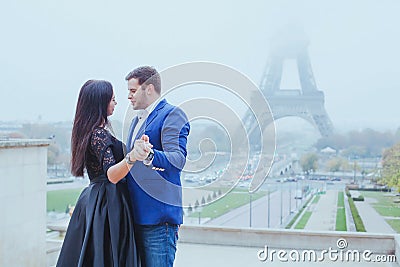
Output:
top-left (57, 127), bottom-right (140, 267)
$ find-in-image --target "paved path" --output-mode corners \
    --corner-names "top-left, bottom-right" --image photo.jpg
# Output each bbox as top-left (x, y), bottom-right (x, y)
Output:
top-left (354, 193), bottom-right (395, 234)
top-left (305, 190), bottom-right (337, 231)
top-left (204, 189), bottom-right (300, 229)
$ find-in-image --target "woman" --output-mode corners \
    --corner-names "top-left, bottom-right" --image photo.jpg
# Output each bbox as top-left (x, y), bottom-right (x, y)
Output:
top-left (57, 80), bottom-right (140, 267)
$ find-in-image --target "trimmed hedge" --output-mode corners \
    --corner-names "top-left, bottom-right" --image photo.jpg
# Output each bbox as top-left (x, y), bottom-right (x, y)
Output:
top-left (346, 186), bottom-right (390, 192)
top-left (348, 197), bottom-right (366, 232)
top-left (345, 188), bottom-right (365, 201)
top-left (345, 188), bottom-right (351, 198)
top-left (352, 195), bottom-right (365, 201)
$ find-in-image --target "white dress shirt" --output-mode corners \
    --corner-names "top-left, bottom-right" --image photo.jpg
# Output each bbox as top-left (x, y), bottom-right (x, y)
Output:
top-left (130, 100), bottom-right (158, 142)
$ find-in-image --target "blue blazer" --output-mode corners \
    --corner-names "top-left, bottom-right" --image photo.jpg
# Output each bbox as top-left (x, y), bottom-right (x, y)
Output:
top-left (126, 99), bottom-right (190, 225)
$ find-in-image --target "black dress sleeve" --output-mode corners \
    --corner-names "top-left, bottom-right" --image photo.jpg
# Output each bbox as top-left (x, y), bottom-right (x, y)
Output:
top-left (90, 128), bottom-right (116, 174)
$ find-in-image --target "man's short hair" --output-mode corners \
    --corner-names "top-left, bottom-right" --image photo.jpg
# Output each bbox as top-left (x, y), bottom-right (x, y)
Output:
top-left (125, 66), bottom-right (161, 94)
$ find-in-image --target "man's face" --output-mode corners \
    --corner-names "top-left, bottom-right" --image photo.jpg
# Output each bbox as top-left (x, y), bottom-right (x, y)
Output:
top-left (128, 78), bottom-right (148, 110)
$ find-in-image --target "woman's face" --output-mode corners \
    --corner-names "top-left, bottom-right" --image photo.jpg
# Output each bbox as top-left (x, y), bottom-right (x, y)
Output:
top-left (107, 93), bottom-right (117, 116)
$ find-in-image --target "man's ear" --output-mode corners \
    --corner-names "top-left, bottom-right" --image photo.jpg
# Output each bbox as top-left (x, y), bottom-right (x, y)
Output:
top-left (146, 84), bottom-right (155, 95)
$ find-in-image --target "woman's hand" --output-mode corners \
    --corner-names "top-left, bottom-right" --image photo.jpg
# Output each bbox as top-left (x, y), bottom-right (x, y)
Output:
top-left (131, 135), bottom-right (153, 161)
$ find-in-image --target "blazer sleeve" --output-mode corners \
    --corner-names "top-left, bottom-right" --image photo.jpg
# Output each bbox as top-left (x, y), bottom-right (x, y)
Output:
top-left (152, 107), bottom-right (190, 171)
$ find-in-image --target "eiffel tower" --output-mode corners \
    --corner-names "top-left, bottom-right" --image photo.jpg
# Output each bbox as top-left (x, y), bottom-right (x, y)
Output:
top-left (244, 31), bottom-right (334, 147)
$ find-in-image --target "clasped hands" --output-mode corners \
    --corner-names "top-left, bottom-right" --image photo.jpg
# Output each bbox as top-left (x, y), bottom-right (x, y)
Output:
top-left (129, 134), bottom-right (153, 161)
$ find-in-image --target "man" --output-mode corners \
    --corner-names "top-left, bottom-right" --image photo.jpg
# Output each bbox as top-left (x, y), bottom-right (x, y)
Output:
top-left (125, 66), bottom-right (190, 267)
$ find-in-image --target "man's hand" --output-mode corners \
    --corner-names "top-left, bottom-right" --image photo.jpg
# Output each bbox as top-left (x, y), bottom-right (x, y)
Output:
top-left (131, 135), bottom-right (153, 161)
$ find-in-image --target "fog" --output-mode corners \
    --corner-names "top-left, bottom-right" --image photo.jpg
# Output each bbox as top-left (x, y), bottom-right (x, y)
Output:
top-left (1, 0), bottom-right (400, 131)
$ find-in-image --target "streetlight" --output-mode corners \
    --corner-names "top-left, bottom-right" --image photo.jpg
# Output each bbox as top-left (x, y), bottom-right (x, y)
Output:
top-left (198, 210), bottom-right (201, 224)
top-left (267, 187), bottom-right (270, 228)
top-left (197, 207), bottom-right (203, 225)
top-left (280, 181), bottom-right (283, 226)
top-left (353, 160), bottom-right (357, 184)
top-left (296, 179), bottom-right (299, 209)
top-left (249, 192), bottom-right (253, 227)
top-left (289, 182), bottom-right (292, 214)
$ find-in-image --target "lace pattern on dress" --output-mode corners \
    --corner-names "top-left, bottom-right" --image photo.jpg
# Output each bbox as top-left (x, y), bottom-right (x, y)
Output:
top-left (86, 127), bottom-right (116, 179)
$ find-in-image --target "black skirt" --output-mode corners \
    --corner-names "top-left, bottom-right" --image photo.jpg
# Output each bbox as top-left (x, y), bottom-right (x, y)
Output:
top-left (56, 175), bottom-right (140, 267)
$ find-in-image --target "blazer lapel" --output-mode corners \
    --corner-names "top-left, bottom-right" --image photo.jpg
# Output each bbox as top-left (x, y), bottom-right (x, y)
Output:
top-left (144, 99), bottom-right (167, 129)
top-left (133, 99), bottom-right (167, 141)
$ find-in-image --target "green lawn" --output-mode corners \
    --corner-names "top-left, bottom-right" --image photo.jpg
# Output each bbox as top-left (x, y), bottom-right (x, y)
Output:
top-left (189, 190), bottom-right (267, 219)
top-left (362, 191), bottom-right (400, 217)
top-left (48, 186), bottom-right (267, 219)
top-left (312, 195), bottom-right (320, 204)
top-left (294, 211), bottom-right (312, 229)
top-left (387, 219), bottom-right (400, 232)
top-left (336, 192), bottom-right (347, 231)
top-left (336, 207), bottom-right (347, 231)
top-left (285, 195), bottom-right (315, 229)
top-left (47, 188), bottom-right (84, 212)
top-left (337, 192), bottom-right (345, 207)
top-left (362, 191), bottom-right (398, 206)
top-left (374, 206), bottom-right (400, 217)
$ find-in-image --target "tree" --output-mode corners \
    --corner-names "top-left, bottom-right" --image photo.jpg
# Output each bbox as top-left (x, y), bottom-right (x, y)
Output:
top-left (315, 133), bottom-right (347, 151)
top-left (187, 123), bottom-right (230, 154)
top-left (300, 153), bottom-right (318, 174)
top-left (315, 128), bottom-right (396, 158)
top-left (47, 142), bottom-right (61, 165)
top-left (342, 146), bottom-right (368, 159)
top-left (326, 157), bottom-right (349, 173)
top-left (395, 127), bottom-right (400, 143)
top-left (381, 143), bottom-right (400, 192)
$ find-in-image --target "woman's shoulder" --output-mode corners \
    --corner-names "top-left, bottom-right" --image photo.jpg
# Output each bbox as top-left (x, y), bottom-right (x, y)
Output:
top-left (90, 126), bottom-right (112, 144)
top-left (91, 127), bottom-right (124, 144)
top-left (92, 126), bottom-right (109, 136)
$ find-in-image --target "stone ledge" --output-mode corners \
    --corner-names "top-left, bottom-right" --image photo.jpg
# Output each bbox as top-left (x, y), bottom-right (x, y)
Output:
top-left (179, 225), bottom-right (397, 254)
top-left (0, 138), bottom-right (51, 149)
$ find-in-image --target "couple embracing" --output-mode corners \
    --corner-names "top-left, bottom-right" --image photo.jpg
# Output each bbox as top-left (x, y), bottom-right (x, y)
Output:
top-left (56, 66), bottom-right (190, 267)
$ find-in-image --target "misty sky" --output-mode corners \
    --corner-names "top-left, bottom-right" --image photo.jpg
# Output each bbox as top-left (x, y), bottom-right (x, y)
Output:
top-left (1, 0), bottom-right (400, 131)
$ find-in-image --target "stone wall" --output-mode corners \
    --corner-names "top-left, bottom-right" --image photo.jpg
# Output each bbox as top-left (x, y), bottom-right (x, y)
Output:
top-left (0, 139), bottom-right (50, 267)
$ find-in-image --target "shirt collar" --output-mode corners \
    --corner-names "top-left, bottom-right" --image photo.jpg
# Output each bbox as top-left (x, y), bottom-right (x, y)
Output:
top-left (138, 98), bottom-right (159, 120)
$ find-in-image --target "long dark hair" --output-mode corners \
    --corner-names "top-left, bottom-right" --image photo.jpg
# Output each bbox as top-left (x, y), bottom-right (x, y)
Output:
top-left (71, 80), bottom-right (113, 177)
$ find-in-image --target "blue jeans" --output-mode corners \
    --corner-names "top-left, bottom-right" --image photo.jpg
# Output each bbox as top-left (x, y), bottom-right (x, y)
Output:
top-left (135, 223), bottom-right (179, 267)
